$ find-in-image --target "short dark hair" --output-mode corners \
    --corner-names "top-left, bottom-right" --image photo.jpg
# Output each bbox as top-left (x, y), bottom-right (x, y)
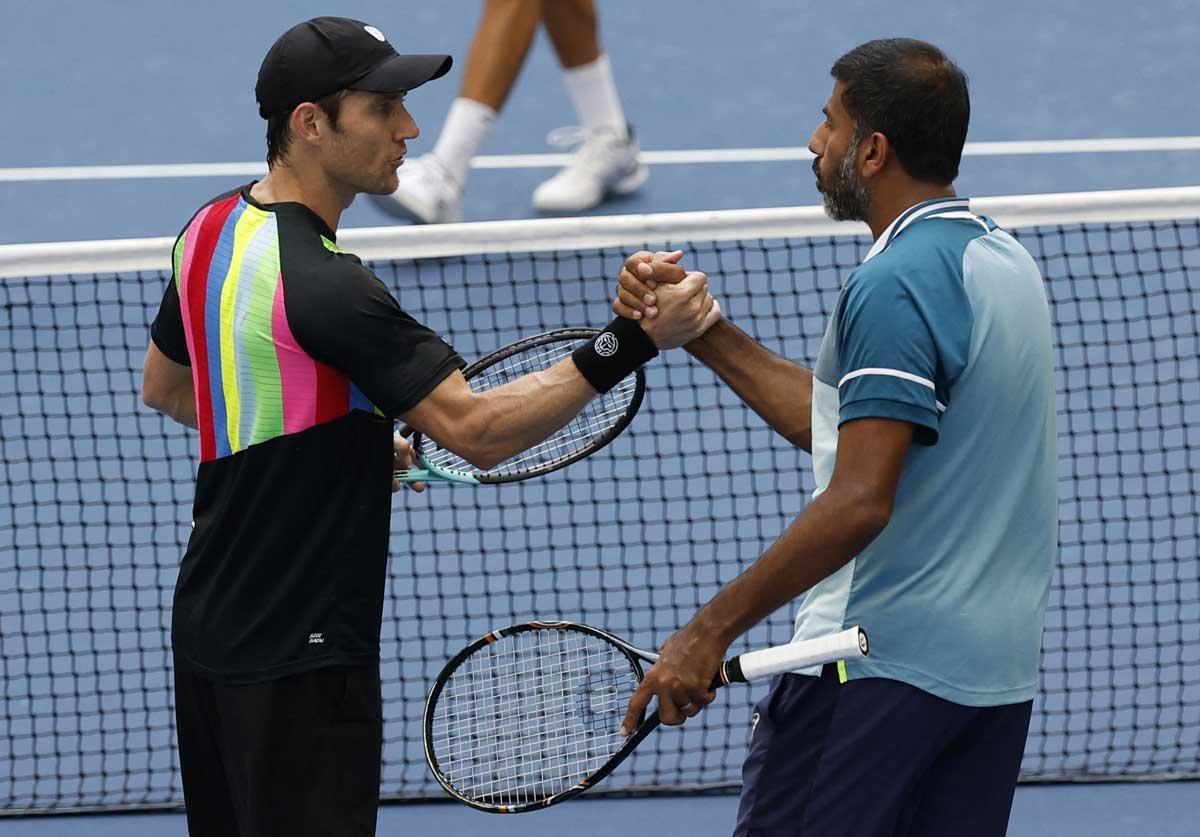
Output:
top-left (265, 90), bottom-right (347, 168)
top-left (831, 38), bottom-right (969, 184)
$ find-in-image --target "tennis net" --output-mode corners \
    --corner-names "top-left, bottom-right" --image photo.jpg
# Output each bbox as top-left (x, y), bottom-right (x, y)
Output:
top-left (2, 186), bottom-right (1198, 814)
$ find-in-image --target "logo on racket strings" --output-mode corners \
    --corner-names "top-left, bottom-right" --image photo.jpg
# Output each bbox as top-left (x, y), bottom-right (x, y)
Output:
top-left (594, 333), bottom-right (619, 357)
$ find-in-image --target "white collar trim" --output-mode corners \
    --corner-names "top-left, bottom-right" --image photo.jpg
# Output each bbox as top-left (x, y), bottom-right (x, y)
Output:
top-left (862, 197), bottom-right (972, 263)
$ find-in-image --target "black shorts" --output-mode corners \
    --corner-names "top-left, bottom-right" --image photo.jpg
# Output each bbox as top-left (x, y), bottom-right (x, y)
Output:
top-left (734, 665), bottom-right (1032, 837)
top-left (173, 655), bottom-right (383, 837)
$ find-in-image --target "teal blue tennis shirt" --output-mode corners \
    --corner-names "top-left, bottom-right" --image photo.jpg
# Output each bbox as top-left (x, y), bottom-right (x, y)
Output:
top-left (792, 197), bottom-right (1058, 706)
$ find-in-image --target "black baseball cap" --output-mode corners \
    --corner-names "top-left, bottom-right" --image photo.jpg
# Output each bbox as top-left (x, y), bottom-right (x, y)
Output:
top-left (255, 17), bottom-right (452, 119)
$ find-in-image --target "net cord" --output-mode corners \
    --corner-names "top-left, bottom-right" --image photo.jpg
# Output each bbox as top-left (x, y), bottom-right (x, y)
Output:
top-left (3, 186), bottom-right (1198, 277)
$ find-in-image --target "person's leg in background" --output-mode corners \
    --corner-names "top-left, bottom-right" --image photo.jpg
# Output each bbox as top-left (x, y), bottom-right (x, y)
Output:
top-left (533, 0), bottom-right (647, 213)
top-left (375, 0), bottom-right (646, 223)
top-left (375, 0), bottom-right (540, 223)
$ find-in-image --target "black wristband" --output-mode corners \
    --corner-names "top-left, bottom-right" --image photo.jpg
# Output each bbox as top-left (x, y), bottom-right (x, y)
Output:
top-left (571, 317), bottom-right (659, 393)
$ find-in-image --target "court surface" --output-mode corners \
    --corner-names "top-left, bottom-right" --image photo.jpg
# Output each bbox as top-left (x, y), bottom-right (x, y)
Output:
top-left (3, 0), bottom-right (1199, 244)
top-left (2, 1), bottom-right (1197, 834)
top-left (3, 783), bottom-right (1200, 837)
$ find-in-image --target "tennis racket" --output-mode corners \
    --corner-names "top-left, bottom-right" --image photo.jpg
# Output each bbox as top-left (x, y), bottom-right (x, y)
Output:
top-left (394, 328), bottom-right (645, 484)
top-left (423, 620), bottom-right (868, 813)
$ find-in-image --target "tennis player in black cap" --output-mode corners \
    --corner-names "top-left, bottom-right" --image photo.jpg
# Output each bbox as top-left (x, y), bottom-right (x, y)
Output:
top-left (141, 16), bottom-right (719, 836)
top-left (252, 15), bottom-right (454, 213)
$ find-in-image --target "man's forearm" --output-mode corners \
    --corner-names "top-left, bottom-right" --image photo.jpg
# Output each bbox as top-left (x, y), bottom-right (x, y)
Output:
top-left (688, 482), bottom-right (891, 647)
top-left (467, 359), bottom-right (598, 467)
top-left (685, 320), bottom-right (814, 451)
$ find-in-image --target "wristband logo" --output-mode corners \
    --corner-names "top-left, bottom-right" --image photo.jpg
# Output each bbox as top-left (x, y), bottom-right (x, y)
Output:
top-left (594, 332), bottom-right (619, 357)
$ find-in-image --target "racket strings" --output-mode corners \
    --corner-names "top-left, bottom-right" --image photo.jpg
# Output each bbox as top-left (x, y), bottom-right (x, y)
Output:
top-left (430, 629), bottom-right (640, 806)
top-left (431, 655), bottom-right (626, 749)
top-left (420, 337), bottom-right (639, 477)
top-left (435, 640), bottom-right (615, 800)
top-left (434, 634), bottom-right (628, 792)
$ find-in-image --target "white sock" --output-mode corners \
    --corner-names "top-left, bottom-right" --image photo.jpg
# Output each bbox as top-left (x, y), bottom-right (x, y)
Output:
top-left (562, 54), bottom-right (628, 137)
top-left (430, 97), bottom-right (497, 189)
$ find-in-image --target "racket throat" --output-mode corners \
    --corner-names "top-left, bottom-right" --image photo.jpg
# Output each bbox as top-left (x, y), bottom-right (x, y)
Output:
top-left (394, 466), bottom-right (480, 485)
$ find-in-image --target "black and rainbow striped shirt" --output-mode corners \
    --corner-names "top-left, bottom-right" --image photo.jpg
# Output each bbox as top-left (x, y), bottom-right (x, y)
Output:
top-left (152, 184), bottom-right (463, 682)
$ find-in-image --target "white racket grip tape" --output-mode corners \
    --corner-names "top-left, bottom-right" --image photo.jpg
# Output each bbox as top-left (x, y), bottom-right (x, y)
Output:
top-left (721, 627), bottom-right (868, 684)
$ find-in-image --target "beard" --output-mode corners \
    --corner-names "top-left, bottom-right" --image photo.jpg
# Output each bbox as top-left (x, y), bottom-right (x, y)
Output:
top-left (813, 132), bottom-right (871, 222)
top-left (326, 130), bottom-right (400, 197)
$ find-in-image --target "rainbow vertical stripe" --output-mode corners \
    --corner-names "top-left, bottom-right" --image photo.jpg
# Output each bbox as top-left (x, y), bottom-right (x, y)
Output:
top-left (174, 195), bottom-right (375, 462)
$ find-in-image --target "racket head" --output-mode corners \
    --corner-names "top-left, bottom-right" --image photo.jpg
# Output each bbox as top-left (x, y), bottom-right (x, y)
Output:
top-left (423, 621), bottom-right (649, 813)
top-left (409, 328), bottom-right (646, 484)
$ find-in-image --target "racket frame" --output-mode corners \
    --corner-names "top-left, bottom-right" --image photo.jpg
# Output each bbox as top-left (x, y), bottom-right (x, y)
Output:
top-left (422, 620), bottom-right (649, 813)
top-left (423, 620), bottom-right (868, 813)
top-left (395, 328), bottom-right (646, 485)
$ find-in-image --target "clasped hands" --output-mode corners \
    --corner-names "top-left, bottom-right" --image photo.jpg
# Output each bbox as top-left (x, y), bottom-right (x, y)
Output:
top-left (613, 250), bottom-right (722, 348)
top-left (392, 250), bottom-right (717, 497)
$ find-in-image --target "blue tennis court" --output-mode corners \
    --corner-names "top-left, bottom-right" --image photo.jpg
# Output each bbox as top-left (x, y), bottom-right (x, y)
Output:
top-left (3, 0), bottom-right (1199, 244)
top-left (4, 784), bottom-right (1200, 837)
top-left (2, 2), bottom-right (1198, 836)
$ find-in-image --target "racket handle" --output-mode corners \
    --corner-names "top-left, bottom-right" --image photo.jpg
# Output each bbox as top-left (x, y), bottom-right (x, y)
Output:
top-left (712, 626), bottom-right (868, 687)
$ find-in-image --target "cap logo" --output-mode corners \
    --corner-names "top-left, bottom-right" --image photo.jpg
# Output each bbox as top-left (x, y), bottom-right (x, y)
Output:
top-left (363, 25), bottom-right (386, 41)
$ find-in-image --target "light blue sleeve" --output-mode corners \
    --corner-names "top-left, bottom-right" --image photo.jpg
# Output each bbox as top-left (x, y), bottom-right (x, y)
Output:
top-left (836, 261), bottom-right (972, 445)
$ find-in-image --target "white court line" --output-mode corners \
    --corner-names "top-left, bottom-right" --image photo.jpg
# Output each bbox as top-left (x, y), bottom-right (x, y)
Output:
top-left (2, 137), bottom-right (1199, 183)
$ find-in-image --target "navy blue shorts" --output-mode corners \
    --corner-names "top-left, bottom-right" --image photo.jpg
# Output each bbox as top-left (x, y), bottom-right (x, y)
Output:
top-left (734, 664), bottom-right (1032, 837)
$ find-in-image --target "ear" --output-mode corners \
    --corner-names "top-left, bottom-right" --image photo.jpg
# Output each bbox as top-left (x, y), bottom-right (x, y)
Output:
top-left (860, 131), bottom-right (890, 181)
top-left (289, 102), bottom-right (325, 147)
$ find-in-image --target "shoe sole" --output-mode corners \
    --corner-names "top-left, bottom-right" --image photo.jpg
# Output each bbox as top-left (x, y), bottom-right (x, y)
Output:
top-left (533, 163), bottom-right (650, 213)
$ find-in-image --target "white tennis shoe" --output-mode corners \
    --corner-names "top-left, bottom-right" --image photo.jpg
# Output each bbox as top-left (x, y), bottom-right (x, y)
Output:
top-left (532, 126), bottom-right (648, 213)
top-left (372, 154), bottom-right (462, 224)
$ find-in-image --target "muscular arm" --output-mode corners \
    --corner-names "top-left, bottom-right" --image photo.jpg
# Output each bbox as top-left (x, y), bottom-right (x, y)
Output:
top-left (621, 417), bottom-right (913, 730)
top-left (141, 342), bottom-right (197, 429)
top-left (459, 0), bottom-right (541, 110)
top-left (682, 417), bottom-right (910, 647)
top-left (615, 256), bottom-right (813, 451)
top-left (684, 320), bottom-right (814, 451)
top-left (401, 264), bottom-right (719, 470)
top-left (398, 360), bottom-right (597, 470)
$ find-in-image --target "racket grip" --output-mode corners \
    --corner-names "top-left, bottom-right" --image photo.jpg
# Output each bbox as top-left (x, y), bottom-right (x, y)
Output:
top-left (709, 661), bottom-right (743, 690)
top-left (713, 626), bottom-right (868, 686)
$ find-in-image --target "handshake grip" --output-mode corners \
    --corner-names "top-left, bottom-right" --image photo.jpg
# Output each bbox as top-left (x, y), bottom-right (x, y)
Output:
top-left (613, 254), bottom-right (722, 349)
top-left (571, 252), bottom-right (723, 395)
